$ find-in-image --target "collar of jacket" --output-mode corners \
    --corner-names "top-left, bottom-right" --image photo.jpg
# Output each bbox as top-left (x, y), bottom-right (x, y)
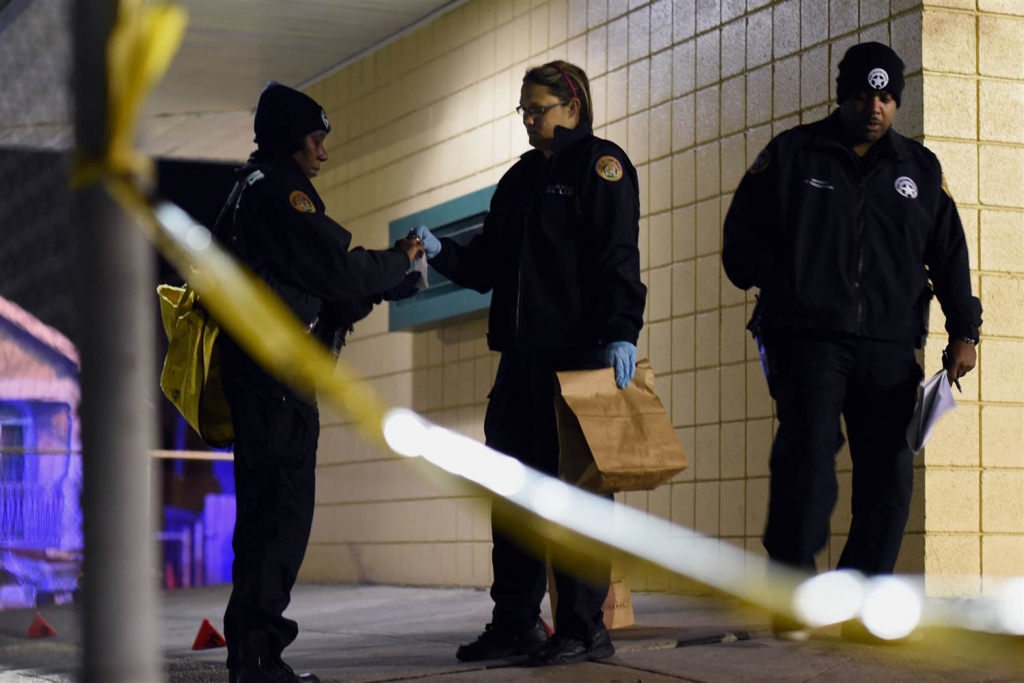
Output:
top-left (552, 121), bottom-right (593, 155)
top-left (241, 149), bottom-right (323, 206)
top-left (519, 121), bottom-right (594, 161)
top-left (244, 148), bottom-right (309, 177)
top-left (815, 109), bottom-right (908, 161)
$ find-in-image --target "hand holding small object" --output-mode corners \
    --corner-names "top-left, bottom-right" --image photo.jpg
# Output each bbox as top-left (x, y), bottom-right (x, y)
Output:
top-left (412, 224), bottom-right (442, 258)
top-left (943, 339), bottom-right (976, 393)
top-left (395, 235), bottom-right (425, 263)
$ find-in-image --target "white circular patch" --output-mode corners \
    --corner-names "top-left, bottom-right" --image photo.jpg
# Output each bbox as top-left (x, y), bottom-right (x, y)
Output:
top-left (321, 109), bottom-right (331, 131)
top-left (894, 176), bottom-right (918, 199)
top-left (867, 68), bottom-right (889, 90)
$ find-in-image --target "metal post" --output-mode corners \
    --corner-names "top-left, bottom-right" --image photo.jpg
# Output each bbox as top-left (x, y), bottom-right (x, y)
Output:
top-left (73, 1), bottom-right (161, 680)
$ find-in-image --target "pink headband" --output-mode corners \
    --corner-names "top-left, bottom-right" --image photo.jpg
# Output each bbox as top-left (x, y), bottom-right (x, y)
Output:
top-left (555, 67), bottom-right (578, 100)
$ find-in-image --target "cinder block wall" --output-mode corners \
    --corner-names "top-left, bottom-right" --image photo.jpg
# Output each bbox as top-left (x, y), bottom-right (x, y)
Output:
top-left (918, 0), bottom-right (1024, 597)
top-left (297, 0), bottom-right (1019, 595)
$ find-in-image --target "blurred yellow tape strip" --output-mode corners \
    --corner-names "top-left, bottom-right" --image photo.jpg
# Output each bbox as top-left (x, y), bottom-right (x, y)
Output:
top-left (71, 0), bottom-right (187, 187)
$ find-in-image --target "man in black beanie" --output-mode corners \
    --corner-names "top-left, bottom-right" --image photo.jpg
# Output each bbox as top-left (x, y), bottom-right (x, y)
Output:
top-left (723, 43), bottom-right (981, 641)
top-left (216, 81), bottom-right (424, 683)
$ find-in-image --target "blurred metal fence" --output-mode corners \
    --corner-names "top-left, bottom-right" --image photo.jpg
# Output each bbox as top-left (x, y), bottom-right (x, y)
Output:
top-left (0, 0), bottom-right (72, 151)
top-left (0, 0), bottom-right (76, 338)
top-left (0, 0), bottom-right (82, 614)
top-left (0, 452), bottom-right (83, 609)
top-left (2, 480), bottom-right (65, 548)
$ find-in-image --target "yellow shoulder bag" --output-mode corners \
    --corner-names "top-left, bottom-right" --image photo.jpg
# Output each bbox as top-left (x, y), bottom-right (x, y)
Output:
top-left (157, 283), bottom-right (233, 447)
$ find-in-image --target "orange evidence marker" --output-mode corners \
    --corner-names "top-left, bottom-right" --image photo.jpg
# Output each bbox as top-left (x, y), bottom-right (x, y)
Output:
top-left (192, 618), bottom-right (227, 650)
top-left (27, 612), bottom-right (56, 639)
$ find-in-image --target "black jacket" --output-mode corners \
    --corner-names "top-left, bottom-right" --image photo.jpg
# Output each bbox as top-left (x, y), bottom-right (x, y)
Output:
top-left (216, 150), bottom-right (412, 402)
top-left (723, 111), bottom-right (981, 344)
top-left (430, 123), bottom-right (647, 353)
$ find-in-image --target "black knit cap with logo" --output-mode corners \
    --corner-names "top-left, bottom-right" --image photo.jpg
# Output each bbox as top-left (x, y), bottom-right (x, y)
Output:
top-left (253, 81), bottom-right (331, 154)
top-left (836, 42), bottom-right (906, 107)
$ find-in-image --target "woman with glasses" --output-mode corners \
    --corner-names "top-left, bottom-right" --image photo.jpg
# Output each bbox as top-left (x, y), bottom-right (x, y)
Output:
top-left (414, 60), bottom-right (646, 667)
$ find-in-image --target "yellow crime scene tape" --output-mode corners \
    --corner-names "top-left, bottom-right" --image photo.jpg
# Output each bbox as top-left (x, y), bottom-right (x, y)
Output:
top-left (71, 0), bottom-right (1023, 666)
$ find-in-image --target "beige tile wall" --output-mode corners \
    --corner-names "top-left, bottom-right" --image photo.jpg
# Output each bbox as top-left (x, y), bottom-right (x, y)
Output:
top-left (297, 0), bottom-right (1021, 596)
top-left (920, 0), bottom-right (1024, 597)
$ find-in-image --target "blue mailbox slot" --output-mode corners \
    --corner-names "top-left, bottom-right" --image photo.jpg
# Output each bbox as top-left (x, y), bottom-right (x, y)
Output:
top-left (388, 185), bottom-right (496, 332)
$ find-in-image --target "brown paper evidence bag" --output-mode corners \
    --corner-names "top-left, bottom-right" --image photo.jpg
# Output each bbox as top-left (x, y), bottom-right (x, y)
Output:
top-left (554, 359), bottom-right (688, 494)
top-left (549, 360), bottom-right (687, 630)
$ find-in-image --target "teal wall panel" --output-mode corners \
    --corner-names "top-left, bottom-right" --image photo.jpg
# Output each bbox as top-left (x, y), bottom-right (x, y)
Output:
top-left (388, 185), bottom-right (496, 332)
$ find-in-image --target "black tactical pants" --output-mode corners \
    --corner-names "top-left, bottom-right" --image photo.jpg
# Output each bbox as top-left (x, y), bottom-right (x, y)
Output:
top-left (762, 331), bottom-right (922, 575)
top-left (484, 350), bottom-right (611, 640)
top-left (220, 340), bottom-right (319, 671)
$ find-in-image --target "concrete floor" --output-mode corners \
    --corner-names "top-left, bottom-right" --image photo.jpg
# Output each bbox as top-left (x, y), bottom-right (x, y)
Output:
top-left (0, 584), bottom-right (1021, 682)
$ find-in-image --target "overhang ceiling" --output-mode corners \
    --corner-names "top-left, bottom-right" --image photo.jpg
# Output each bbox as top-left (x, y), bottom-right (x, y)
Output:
top-left (0, 0), bottom-right (457, 161)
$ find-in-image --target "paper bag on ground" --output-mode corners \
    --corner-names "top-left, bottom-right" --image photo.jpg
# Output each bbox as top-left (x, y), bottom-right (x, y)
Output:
top-left (547, 562), bottom-right (634, 631)
top-left (555, 360), bottom-right (688, 493)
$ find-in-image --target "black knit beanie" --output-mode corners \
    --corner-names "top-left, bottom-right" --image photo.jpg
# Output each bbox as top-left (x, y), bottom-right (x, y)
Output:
top-left (253, 81), bottom-right (331, 153)
top-left (837, 42), bottom-right (905, 107)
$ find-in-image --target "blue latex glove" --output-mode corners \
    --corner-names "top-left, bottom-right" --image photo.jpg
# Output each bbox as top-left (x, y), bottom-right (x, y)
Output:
top-left (413, 224), bottom-right (441, 258)
top-left (604, 341), bottom-right (637, 389)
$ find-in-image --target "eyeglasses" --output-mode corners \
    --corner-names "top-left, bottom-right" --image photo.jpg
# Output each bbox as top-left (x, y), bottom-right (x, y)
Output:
top-left (516, 101), bottom-right (566, 119)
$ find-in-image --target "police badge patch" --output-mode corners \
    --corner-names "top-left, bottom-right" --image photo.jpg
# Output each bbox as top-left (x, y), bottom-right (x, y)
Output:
top-left (289, 190), bottom-right (316, 213)
top-left (748, 149), bottom-right (771, 174)
top-left (894, 176), bottom-right (918, 199)
top-left (595, 155), bottom-right (623, 182)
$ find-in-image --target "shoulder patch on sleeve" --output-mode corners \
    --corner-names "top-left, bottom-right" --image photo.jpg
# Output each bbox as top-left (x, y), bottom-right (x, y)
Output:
top-left (289, 190), bottom-right (316, 213)
top-left (595, 155), bottom-right (624, 182)
top-left (940, 173), bottom-right (954, 200)
top-left (748, 149), bottom-right (770, 175)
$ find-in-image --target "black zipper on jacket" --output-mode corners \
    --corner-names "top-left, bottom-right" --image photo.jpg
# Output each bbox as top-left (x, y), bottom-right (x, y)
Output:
top-left (515, 192), bottom-right (537, 341)
top-left (852, 153), bottom-right (896, 333)
top-left (515, 223), bottom-right (525, 338)
top-left (515, 159), bottom-right (554, 341)
top-left (844, 145), bottom-right (885, 334)
top-left (855, 175), bottom-right (866, 331)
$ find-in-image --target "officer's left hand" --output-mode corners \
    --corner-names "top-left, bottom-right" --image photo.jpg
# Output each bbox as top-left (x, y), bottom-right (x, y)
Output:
top-left (603, 341), bottom-right (637, 389)
top-left (395, 236), bottom-right (425, 262)
top-left (945, 339), bottom-right (977, 385)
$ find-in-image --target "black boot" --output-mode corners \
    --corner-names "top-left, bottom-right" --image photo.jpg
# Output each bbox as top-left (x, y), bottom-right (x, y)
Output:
top-left (236, 632), bottom-right (320, 683)
top-left (455, 621), bottom-right (550, 662)
top-left (528, 627), bottom-right (615, 666)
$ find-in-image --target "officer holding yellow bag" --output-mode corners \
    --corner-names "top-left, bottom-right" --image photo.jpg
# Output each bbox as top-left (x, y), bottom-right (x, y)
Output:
top-left (216, 82), bottom-right (423, 683)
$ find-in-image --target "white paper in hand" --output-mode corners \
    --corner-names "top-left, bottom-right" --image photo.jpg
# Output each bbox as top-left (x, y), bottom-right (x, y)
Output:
top-left (411, 256), bottom-right (429, 290)
top-left (905, 369), bottom-right (958, 453)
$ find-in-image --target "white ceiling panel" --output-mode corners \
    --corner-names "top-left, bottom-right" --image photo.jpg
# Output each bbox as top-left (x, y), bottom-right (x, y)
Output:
top-left (151, 0), bottom-right (453, 115)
